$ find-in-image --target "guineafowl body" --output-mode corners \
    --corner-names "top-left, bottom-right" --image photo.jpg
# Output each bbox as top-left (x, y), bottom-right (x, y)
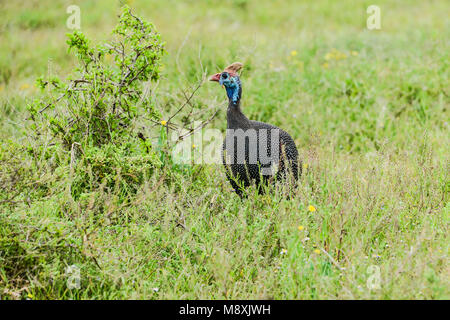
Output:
top-left (209, 62), bottom-right (300, 196)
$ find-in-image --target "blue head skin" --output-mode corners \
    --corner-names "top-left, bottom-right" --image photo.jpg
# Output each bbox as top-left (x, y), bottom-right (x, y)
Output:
top-left (219, 72), bottom-right (241, 104)
top-left (210, 71), bottom-right (242, 105)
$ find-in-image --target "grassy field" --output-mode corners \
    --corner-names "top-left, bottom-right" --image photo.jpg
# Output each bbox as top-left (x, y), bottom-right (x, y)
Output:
top-left (0, 0), bottom-right (448, 299)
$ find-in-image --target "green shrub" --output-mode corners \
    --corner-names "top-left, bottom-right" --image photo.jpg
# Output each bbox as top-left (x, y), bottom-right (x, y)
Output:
top-left (27, 6), bottom-right (166, 200)
top-left (29, 6), bottom-right (164, 148)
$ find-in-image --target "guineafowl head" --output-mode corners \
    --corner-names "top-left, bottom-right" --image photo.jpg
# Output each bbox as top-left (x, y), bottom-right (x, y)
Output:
top-left (209, 62), bottom-right (243, 104)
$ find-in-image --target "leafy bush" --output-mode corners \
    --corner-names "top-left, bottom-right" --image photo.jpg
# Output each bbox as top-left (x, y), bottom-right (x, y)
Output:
top-left (27, 6), bottom-right (166, 200)
top-left (30, 6), bottom-right (164, 148)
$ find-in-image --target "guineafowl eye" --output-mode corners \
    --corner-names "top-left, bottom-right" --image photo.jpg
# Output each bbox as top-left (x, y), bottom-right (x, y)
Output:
top-left (221, 72), bottom-right (228, 79)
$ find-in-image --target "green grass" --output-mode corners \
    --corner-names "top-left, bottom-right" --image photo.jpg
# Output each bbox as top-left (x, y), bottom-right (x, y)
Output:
top-left (0, 0), bottom-right (449, 299)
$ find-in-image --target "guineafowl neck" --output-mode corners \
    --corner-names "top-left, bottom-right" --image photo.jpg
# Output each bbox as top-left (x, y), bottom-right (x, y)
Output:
top-left (227, 100), bottom-right (252, 130)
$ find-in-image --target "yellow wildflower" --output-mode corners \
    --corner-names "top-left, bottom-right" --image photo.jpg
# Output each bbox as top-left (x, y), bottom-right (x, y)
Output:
top-left (27, 292), bottom-right (33, 299)
top-left (192, 144), bottom-right (196, 149)
top-left (160, 120), bottom-right (167, 126)
top-left (314, 249), bottom-right (321, 254)
top-left (20, 83), bottom-right (30, 90)
top-left (308, 205), bottom-right (316, 212)
top-left (322, 62), bottom-right (329, 69)
top-left (290, 50), bottom-right (298, 57)
top-left (298, 225), bottom-right (304, 231)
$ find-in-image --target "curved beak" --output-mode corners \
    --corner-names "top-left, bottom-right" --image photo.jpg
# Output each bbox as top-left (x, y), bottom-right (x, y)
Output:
top-left (209, 73), bottom-right (221, 82)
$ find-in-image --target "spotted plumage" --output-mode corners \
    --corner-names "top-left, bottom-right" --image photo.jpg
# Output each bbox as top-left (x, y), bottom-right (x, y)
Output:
top-left (209, 62), bottom-right (300, 197)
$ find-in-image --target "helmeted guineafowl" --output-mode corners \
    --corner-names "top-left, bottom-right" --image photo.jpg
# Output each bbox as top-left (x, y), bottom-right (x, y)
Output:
top-left (209, 62), bottom-right (300, 197)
